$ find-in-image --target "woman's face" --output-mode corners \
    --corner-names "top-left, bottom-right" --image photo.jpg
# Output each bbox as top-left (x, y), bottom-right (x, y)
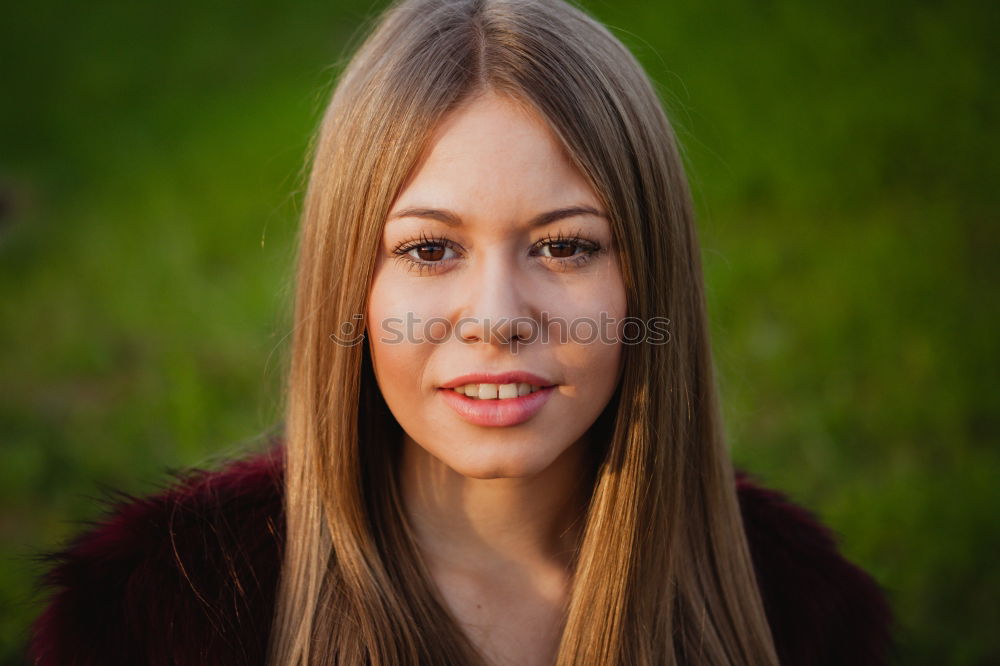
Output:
top-left (367, 91), bottom-right (626, 479)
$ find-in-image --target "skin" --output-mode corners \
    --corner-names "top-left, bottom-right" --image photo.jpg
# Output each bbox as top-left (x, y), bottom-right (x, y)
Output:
top-left (366, 90), bottom-right (627, 665)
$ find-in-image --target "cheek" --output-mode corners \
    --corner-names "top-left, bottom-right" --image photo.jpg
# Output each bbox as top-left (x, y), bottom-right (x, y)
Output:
top-left (368, 268), bottom-right (441, 327)
top-left (538, 263), bottom-right (628, 347)
top-left (539, 253), bottom-right (627, 317)
top-left (366, 270), bottom-right (440, 401)
top-left (369, 336), bottom-right (422, 387)
top-left (563, 263), bottom-right (627, 388)
top-left (556, 333), bottom-right (622, 400)
top-left (600, 255), bottom-right (629, 320)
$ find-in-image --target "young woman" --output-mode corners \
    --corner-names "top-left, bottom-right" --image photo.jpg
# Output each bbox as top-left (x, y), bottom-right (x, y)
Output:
top-left (29, 0), bottom-right (893, 664)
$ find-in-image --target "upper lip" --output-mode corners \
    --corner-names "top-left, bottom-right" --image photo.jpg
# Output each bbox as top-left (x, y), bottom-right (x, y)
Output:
top-left (439, 371), bottom-right (556, 389)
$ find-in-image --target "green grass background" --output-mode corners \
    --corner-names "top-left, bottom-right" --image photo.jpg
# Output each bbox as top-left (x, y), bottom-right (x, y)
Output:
top-left (1, 0), bottom-right (996, 663)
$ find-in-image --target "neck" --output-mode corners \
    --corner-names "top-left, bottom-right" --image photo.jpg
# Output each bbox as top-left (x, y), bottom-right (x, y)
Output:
top-left (398, 434), bottom-right (595, 576)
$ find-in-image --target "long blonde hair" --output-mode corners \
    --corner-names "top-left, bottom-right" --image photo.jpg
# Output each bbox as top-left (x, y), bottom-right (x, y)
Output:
top-left (269, 0), bottom-right (779, 663)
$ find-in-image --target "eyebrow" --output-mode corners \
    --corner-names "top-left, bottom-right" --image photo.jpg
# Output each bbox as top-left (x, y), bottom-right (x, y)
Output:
top-left (387, 205), bottom-right (606, 227)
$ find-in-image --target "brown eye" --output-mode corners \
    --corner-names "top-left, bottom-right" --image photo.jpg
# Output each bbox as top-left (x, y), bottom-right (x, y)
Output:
top-left (392, 235), bottom-right (460, 274)
top-left (545, 241), bottom-right (577, 258)
top-left (415, 244), bottom-right (446, 261)
top-left (530, 232), bottom-right (602, 269)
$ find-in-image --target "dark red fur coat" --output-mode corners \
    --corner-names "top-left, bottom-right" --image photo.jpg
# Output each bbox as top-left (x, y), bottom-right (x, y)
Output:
top-left (28, 442), bottom-right (894, 665)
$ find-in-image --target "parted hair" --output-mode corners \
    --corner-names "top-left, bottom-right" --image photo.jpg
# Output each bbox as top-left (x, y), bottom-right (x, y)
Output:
top-left (269, 0), bottom-right (780, 663)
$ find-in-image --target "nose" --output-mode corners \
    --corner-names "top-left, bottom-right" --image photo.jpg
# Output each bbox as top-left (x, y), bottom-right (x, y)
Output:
top-left (455, 252), bottom-right (537, 347)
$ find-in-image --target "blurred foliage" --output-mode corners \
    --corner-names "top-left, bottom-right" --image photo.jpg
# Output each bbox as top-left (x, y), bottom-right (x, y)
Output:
top-left (1, 0), bottom-right (996, 663)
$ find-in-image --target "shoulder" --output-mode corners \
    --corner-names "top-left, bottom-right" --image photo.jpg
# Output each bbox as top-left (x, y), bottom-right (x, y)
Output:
top-left (29, 442), bottom-right (286, 666)
top-left (735, 471), bottom-right (895, 666)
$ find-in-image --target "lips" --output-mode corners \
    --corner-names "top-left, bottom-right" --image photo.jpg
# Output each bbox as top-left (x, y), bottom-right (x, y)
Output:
top-left (438, 371), bottom-right (555, 390)
top-left (452, 382), bottom-right (542, 399)
top-left (438, 384), bottom-right (555, 427)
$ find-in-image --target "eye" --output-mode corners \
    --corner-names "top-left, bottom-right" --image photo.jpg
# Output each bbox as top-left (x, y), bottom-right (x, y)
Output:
top-left (390, 229), bottom-right (606, 276)
top-left (537, 240), bottom-right (583, 259)
top-left (391, 232), bottom-right (462, 274)
top-left (530, 230), bottom-right (604, 268)
top-left (407, 242), bottom-right (456, 262)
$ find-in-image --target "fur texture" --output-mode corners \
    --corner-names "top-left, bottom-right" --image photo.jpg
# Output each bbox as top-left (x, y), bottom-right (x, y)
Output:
top-left (27, 442), bottom-right (894, 665)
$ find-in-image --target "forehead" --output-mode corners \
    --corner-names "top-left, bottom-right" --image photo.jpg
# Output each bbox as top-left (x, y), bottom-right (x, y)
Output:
top-left (391, 92), bottom-right (599, 216)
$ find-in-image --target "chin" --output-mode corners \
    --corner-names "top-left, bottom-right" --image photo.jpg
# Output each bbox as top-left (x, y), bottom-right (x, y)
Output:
top-left (445, 443), bottom-right (559, 480)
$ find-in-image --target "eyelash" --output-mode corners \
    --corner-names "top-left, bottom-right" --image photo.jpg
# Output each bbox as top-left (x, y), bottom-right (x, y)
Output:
top-left (391, 228), bottom-right (605, 275)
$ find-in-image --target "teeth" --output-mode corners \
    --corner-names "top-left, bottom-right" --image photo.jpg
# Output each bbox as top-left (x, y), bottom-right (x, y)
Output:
top-left (453, 382), bottom-right (543, 399)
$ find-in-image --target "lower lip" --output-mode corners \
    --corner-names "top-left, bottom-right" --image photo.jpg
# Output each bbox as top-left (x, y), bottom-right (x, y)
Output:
top-left (438, 386), bottom-right (556, 427)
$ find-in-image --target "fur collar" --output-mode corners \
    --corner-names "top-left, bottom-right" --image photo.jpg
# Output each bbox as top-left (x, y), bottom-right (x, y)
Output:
top-left (28, 442), bottom-right (893, 664)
